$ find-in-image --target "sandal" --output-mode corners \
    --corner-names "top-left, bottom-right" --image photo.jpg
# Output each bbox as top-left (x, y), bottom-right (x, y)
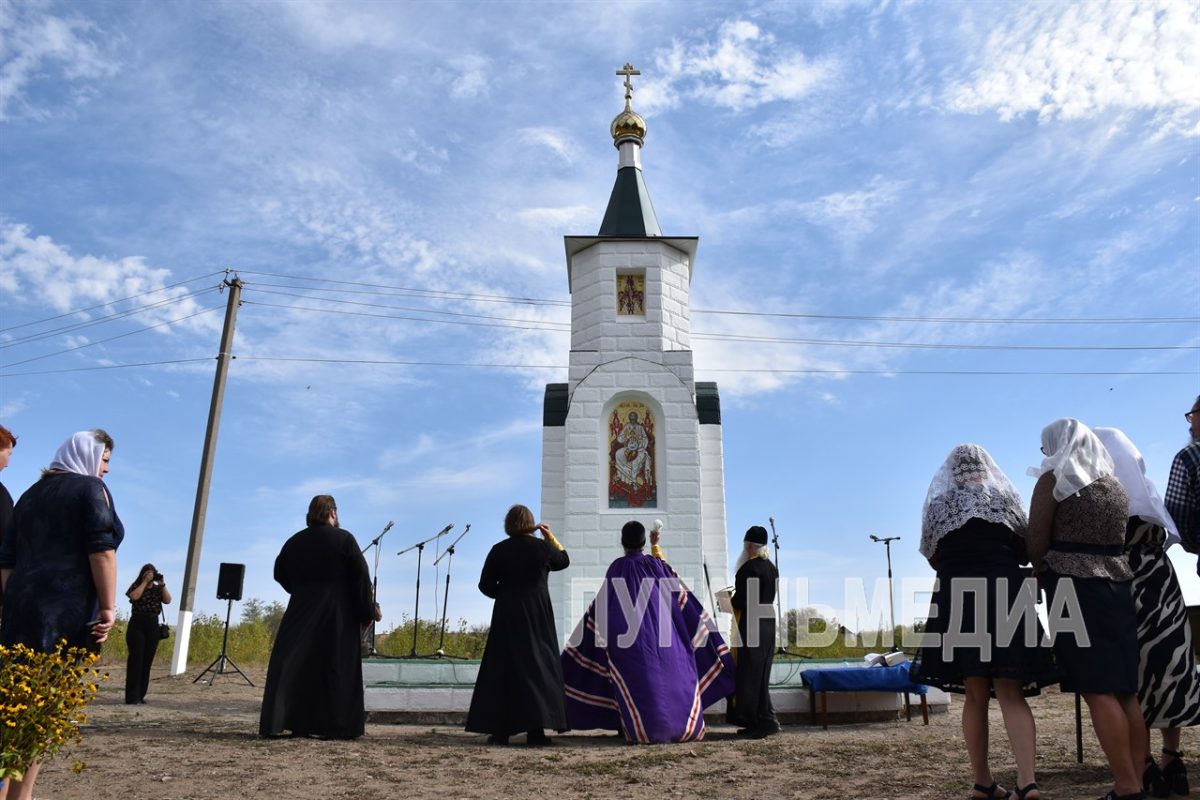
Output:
top-left (1145, 757), bottom-right (1169, 798)
top-left (1162, 749), bottom-right (1189, 796)
top-left (1015, 783), bottom-right (1040, 800)
top-left (971, 783), bottom-right (1012, 800)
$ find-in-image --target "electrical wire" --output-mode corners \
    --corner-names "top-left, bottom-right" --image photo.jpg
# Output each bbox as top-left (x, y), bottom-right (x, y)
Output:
top-left (234, 269), bottom-right (1198, 325)
top-left (237, 296), bottom-right (1194, 352)
top-left (0, 271), bottom-right (227, 333)
top-left (243, 286), bottom-right (571, 327)
top-left (0, 307), bottom-right (222, 369)
top-left (0, 358), bottom-right (214, 377)
top-left (0, 287), bottom-right (222, 349)
top-left (240, 300), bottom-right (570, 333)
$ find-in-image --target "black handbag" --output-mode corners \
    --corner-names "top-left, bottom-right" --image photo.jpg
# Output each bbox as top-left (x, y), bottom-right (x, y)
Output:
top-left (159, 608), bottom-right (170, 640)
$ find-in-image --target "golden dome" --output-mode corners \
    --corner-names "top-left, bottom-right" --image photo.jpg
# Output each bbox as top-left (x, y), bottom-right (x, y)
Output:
top-left (610, 107), bottom-right (647, 143)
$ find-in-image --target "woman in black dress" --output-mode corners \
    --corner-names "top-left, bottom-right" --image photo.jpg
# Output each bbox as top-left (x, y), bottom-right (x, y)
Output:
top-left (913, 444), bottom-right (1056, 800)
top-left (465, 504), bottom-right (569, 746)
top-left (124, 563), bottom-right (172, 704)
top-left (0, 429), bottom-right (123, 800)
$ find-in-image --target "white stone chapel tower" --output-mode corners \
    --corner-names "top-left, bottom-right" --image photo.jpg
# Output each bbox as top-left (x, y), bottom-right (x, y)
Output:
top-left (541, 65), bottom-right (730, 644)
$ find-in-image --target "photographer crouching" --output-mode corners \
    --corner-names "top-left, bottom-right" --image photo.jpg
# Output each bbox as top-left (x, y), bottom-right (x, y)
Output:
top-left (124, 563), bottom-right (172, 704)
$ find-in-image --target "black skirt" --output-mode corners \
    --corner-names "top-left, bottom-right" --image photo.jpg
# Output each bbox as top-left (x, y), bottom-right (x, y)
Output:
top-left (912, 521), bottom-right (1060, 695)
top-left (1043, 570), bottom-right (1138, 695)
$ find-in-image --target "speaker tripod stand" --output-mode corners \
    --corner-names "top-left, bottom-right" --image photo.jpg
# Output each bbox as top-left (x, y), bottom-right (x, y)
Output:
top-left (194, 597), bottom-right (254, 686)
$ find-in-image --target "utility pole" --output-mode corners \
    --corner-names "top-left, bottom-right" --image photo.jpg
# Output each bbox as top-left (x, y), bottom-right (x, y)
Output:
top-left (869, 534), bottom-right (900, 651)
top-left (170, 273), bottom-right (243, 675)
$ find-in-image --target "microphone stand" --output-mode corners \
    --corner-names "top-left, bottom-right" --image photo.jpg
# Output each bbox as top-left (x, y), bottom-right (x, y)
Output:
top-left (397, 524), bottom-right (452, 659)
top-left (429, 524), bottom-right (470, 659)
top-left (769, 516), bottom-right (786, 655)
top-left (360, 520), bottom-right (394, 659)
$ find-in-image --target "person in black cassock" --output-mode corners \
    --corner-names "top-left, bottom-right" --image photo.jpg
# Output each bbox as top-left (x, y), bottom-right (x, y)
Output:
top-left (465, 503), bottom-right (569, 746)
top-left (259, 494), bottom-right (379, 739)
top-left (728, 524), bottom-right (781, 739)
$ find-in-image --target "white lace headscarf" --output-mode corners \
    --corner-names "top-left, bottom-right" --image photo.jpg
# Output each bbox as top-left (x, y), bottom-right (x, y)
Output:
top-left (1094, 426), bottom-right (1180, 548)
top-left (1038, 418), bottom-right (1114, 501)
top-left (48, 430), bottom-right (107, 477)
top-left (920, 443), bottom-right (1028, 561)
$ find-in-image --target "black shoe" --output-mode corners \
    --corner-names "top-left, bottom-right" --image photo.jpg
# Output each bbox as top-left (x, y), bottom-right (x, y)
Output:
top-left (749, 722), bottom-right (780, 739)
top-left (1163, 749), bottom-right (1189, 796)
top-left (1145, 759), bottom-right (1169, 798)
top-left (526, 731), bottom-right (552, 747)
top-left (486, 734), bottom-right (509, 746)
top-left (735, 727), bottom-right (754, 737)
top-left (1014, 783), bottom-right (1040, 800)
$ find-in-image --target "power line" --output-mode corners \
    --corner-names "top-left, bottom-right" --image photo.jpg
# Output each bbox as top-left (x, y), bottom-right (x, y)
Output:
top-left (0, 287), bottom-right (221, 349)
top-left (0, 271), bottom-right (227, 333)
top-left (239, 296), bottom-right (1194, 353)
top-left (1, 307), bottom-right (222, 369)
top-left (242, 286), bottom-right (571, 327)
top-left (3, 353), bottom-right (1192, 379)
top-left (225, 356), bottom-right (1199, 376)
top-left (240, 300), bottom-right (570, 332)
top-left (690, 332), bottom-right (1198, 352)
top-left (0, 357), bottom-right (214, 377)
top-left (235, 269), bottom-right (1198, 325)
top-left (237, 270), bottom-right (568, 307)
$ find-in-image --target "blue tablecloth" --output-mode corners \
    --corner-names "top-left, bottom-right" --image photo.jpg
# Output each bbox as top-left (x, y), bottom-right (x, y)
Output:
top-left (800, 663), bottom-right (928, 695)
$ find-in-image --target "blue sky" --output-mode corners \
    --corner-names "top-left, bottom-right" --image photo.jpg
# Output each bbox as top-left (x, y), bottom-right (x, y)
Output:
top-left (1, 0), bottom-right (1197, 637)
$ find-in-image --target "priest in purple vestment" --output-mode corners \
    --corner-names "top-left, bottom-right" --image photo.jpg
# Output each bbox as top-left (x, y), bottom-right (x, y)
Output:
top-left (561, 520), bottom-right (735, 743)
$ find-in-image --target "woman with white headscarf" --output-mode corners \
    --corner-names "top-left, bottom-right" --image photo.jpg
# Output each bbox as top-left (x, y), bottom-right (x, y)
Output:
top-left (1028, 418), bottom-right (1146, 800)
top-left (0, 429), bottom-right (123, 800)
top-left (1095, 427), bottom-right (1200, 798)
top-left (912, 444), bottom-right (1056, 800)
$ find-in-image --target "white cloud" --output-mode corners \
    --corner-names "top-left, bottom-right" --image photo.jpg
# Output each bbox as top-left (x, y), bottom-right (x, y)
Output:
top-left (447, 54), bottom-right (490, 100)
top-left (944, 0), bottom-right (1200, 125)
top-left (0, 222), bottom-right (220, 338)
top-left (512, 205), bottom-right (593, 229)
top-left (793, 176), bottom-right (906, 238)
top-left (519, 127), bottom-right (578, 163)
top-left (0, 1), bottom-right (118, 119)
top-left (275, 1), bottom-right (396, 50)
top-left (640, 18), bottom-right (837, 114)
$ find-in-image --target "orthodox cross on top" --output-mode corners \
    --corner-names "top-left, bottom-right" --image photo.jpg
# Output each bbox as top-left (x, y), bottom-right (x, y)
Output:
top-left (616, 62), bottom-right (640, 108)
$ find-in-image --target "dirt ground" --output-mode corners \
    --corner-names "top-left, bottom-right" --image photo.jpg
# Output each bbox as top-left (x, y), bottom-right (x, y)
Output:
top-left (23, 661), bottom-right (1195, 800)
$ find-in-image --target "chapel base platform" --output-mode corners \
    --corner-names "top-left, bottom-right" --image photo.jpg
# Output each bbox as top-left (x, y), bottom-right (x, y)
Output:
top-left (363, 657), bottom-right (950, 726)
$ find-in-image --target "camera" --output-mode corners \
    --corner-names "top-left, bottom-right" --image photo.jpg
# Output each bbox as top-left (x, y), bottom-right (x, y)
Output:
top-left (153, 572), bottom-right (163, 581)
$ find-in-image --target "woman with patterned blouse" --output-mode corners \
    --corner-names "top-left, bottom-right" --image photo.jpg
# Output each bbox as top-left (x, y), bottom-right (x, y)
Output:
top-left (125, 563), bottom-right (172, 704)
top-left (1028, 418), bottom-right (1147, 800)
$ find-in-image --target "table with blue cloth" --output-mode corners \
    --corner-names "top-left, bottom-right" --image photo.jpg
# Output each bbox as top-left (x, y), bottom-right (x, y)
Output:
top-left (800, 663), bottom-right (929, 729)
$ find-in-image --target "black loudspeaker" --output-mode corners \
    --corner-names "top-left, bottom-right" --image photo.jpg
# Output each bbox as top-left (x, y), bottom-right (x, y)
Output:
top-left (216, 562), bottom-right (245, 601)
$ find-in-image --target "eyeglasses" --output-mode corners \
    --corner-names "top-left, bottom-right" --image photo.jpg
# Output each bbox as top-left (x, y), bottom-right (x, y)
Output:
top-left (1187, 410), bottom-right (1198, 422)
top-left (1040, 446), bottom-right (1048, 455)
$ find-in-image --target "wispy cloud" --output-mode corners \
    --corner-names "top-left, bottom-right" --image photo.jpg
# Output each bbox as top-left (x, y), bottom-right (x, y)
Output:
top-left (639, 18), bottom-right (837, 114)
top-left (0, 0), bottom-right (119, 120)
top-left (944, 0), bottom-right (1200, 126)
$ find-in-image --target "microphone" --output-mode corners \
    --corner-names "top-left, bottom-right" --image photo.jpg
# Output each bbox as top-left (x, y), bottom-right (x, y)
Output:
top-left (769, 516), bottom-right (775, 527)
top-left (437, 524), bottom-right (453, 535)
top-left (383, 521), bottom-right (394, 533)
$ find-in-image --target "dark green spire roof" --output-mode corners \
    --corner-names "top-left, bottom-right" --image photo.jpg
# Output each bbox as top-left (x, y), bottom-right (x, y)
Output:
top-left (598, 166), bottom-right (661, 237)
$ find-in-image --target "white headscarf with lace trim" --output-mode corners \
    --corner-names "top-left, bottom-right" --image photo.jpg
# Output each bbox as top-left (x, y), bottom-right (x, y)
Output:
top-left (1037, 418), bottom-right (1114, 501)
top-left (48, 431), bottom-right (107, 478)
top-left (920, 443), bottom-right (1028, 560)
top-left (1094, 426), bottom-right (1180, 548)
